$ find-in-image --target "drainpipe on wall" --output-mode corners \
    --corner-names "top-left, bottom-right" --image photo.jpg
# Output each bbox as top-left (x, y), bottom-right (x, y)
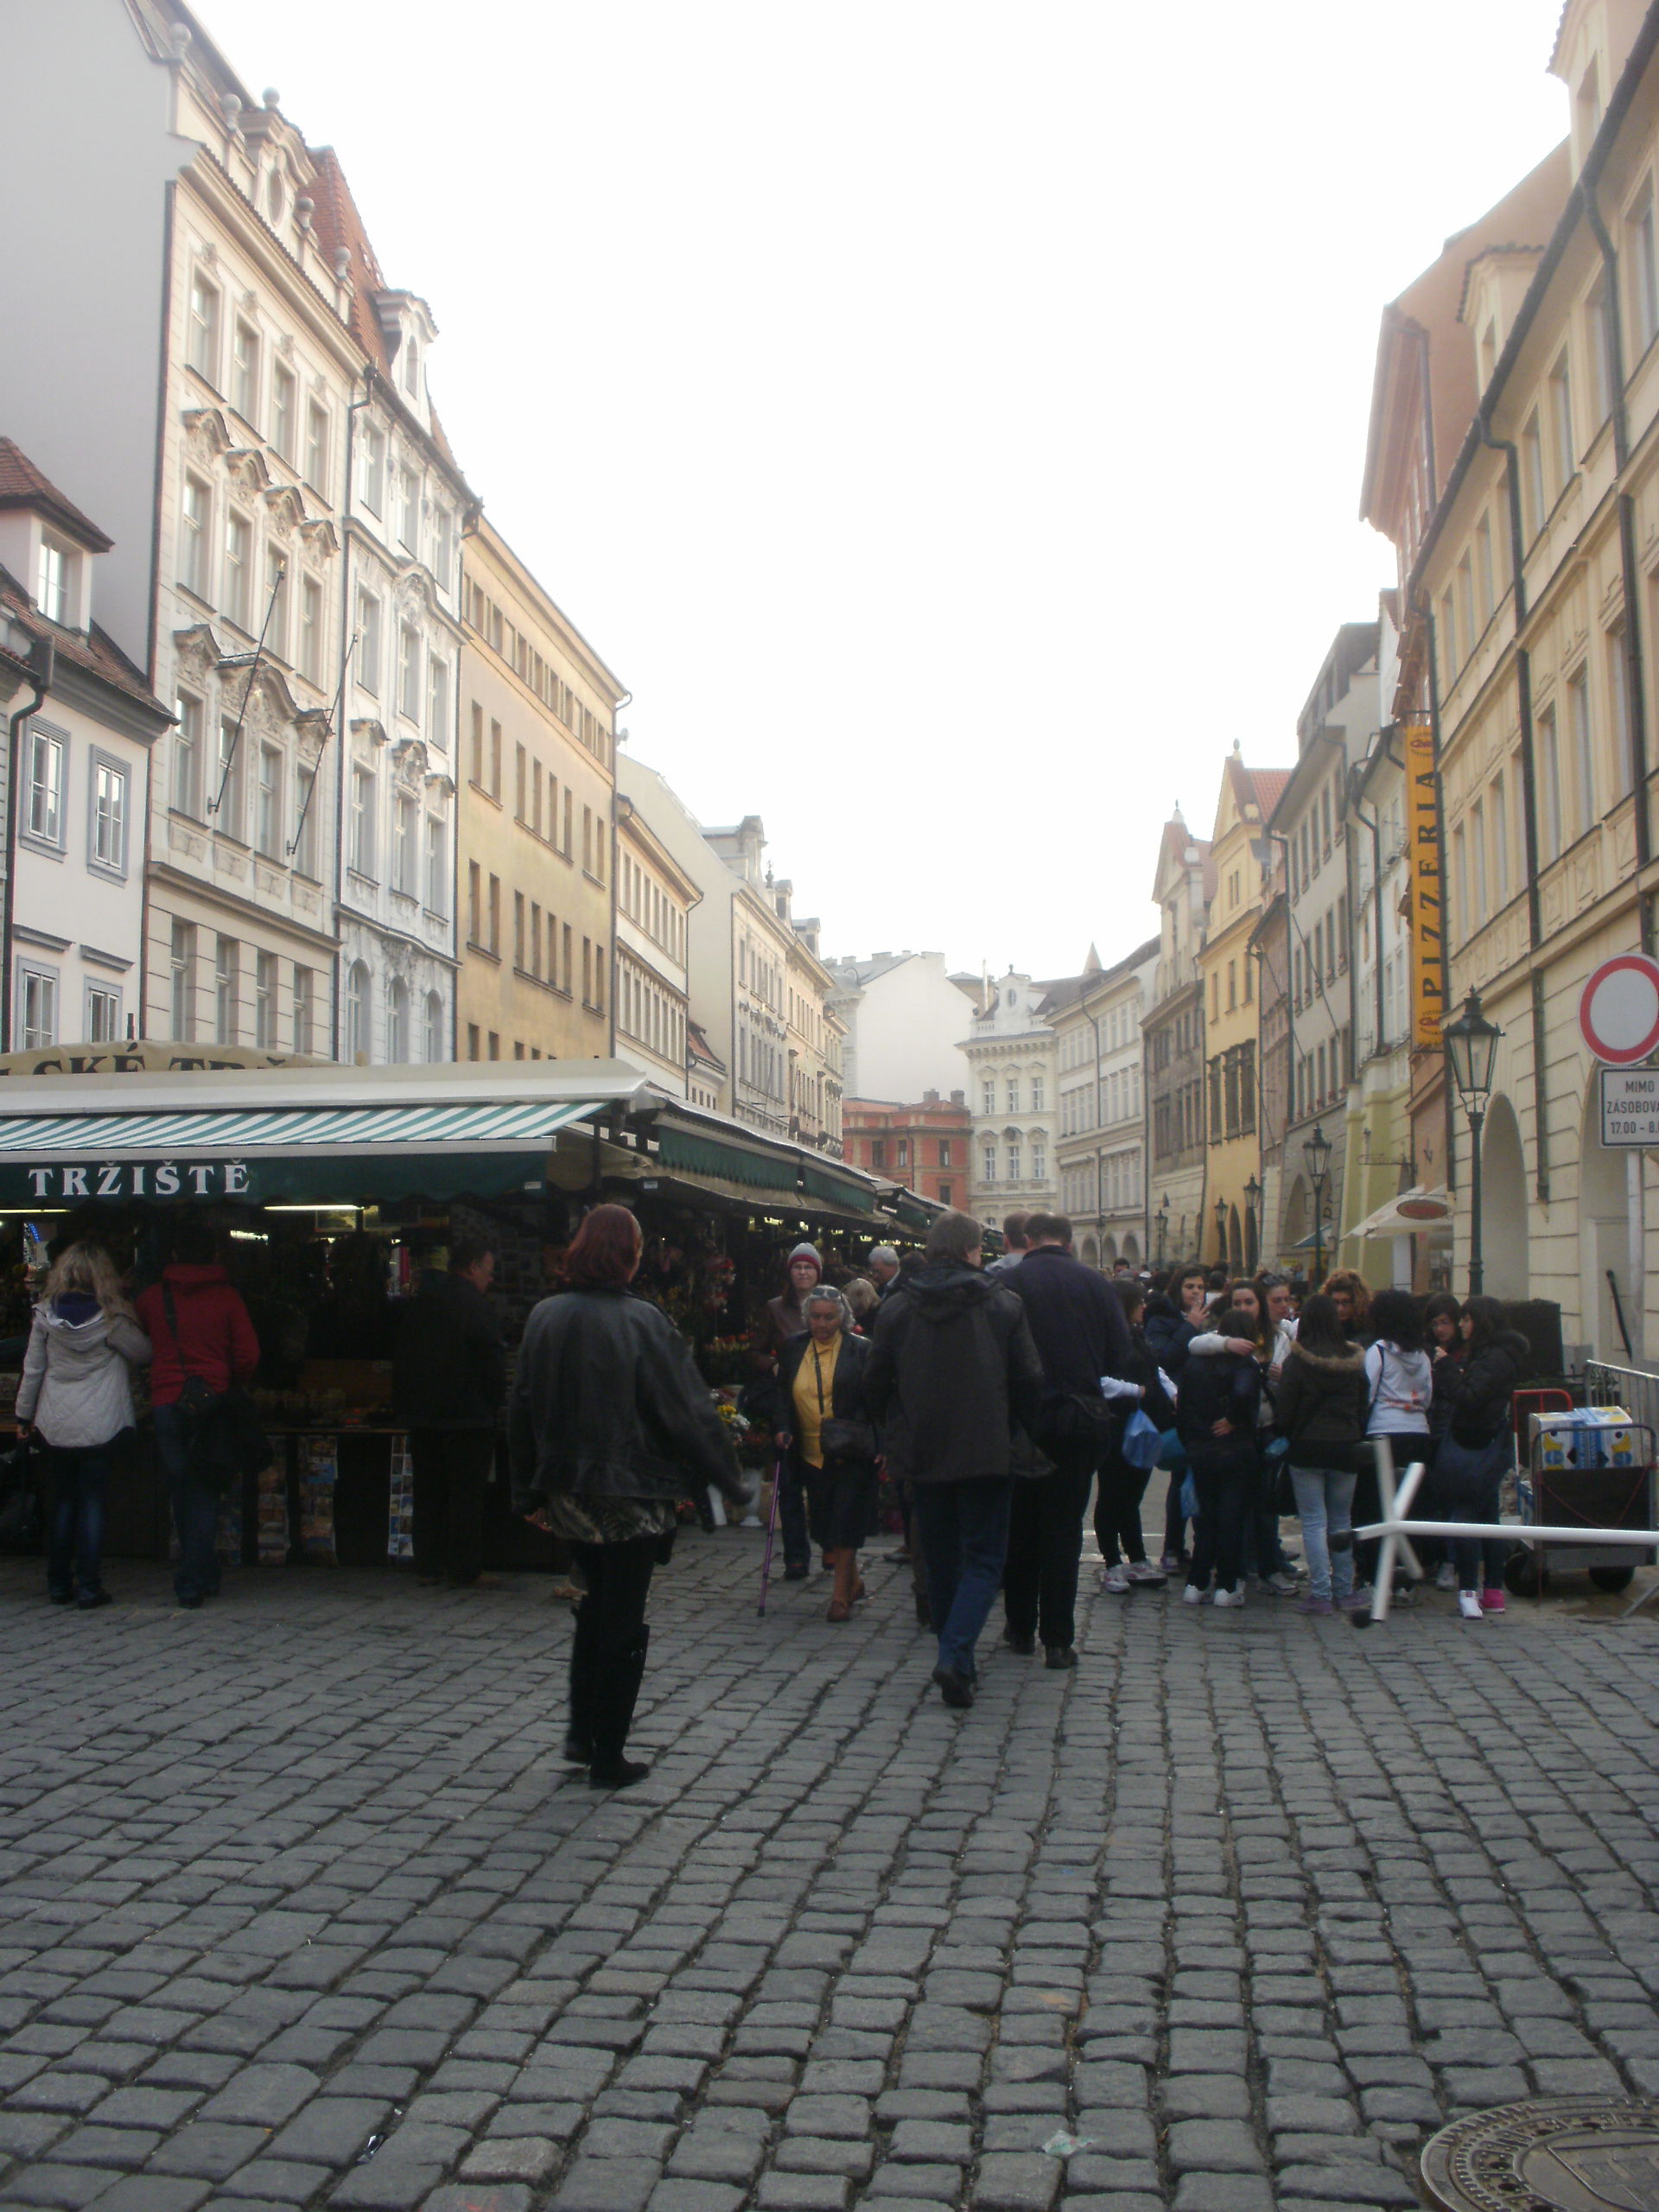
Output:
top-left (1420, 597), bottom-right (1457, 1205)
top-left (334, 365), bottom-right (375, 1064)
top-left (1268, 830), bottom-right (1293, 1254)
top-left (2, 638), bottom-right (54, 1055)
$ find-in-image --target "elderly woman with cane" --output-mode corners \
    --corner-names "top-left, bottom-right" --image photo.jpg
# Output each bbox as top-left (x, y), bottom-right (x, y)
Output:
top-left (773, 1285), bottom-right (880, 1620)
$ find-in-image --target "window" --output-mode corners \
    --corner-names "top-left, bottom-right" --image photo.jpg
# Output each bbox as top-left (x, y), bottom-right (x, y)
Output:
top-left (1471, 798), bottom-right (1488, 919)
top-left (224, 511), bottom-right (252, 629)
top-left (349, 763), bottom-right (376, 875)
top-left (1032, 1077), bottom-right (1045, 1110)
top-left (398, 465), bottom-right (419, 550)
top-left (427, 657), bottom-right (448, 748)
top-left (214, 937), bottom-right (238, 1045)
top-left (170, 921), bottom-right (196, 1039)
top-left (358, 590), bottom-right (382, 696)
top-left (216, 717), bottom-right (245, 838)
top-left (402, 334), bottom-right (421, 397)
top-left (1633, 188), bottom-right (1659, 354)
top-left (424, 991), bottom-right (444, 1063)
top-left (1032, 1144), bottom-right (1046, 1182)
top-left (399, 625), bottom-right (421, 720)
top-left (264, 546), bottom-right (289, 658)
top-left (346, 962), bottom-right (371, 1061)
top-left (86, 984), bottom-right (121, 1045)
top-left (1475, 514), bottom-right (1496, 626)
top-left (24, 724), bottom-right (63, 847)
top-left (1521, 412), bottom-right (1545, 539)
top-left (1589, 282), bottom-right (1617, 425)
top-left (1548, 352), bottom-right (1575, 491)
top-left (392, 791), bottom-right (416, 894)
top-left (294, 765), bottom-right (321, 875)
top-left (90, 756), bottom-right (127, 873)
top-left (1568, 664), bottom-right (1596, 830)
top-left (387, 976), bottom-right (410, 1065)
top-left (513, 890), bottom-right (526, 969)
top-left (1539, 702), bottom-right (1563, 862)
top-left (181, 475), bottom-right (210, 598)
top-left (424, 812), bottom-right (447, 912)
top-left (1456, 555), bottom-right (1475, 657)
top-left (468, 860), bottom-right (481, 946)
top-left (434, 506), bottom-right (454, 592)
top-left (982, 1147), bottom-right (996, 1185)
top-left (293, 964), bottom-right (314, 1056)
top-left (37, 537), bottom-right (69, 625)
top-left (232, 320), bottom-right (259, 423)
top-left (305, 401), bottom-right (330, 496)
top-left (982, 1080), bottom-right (995, 1116)
top-left (188, 272), bottom-right (219, 382)
top-left (489, 873), bottom-right (501, 955)
top-left (1492, 772), bottom-right (1510, 906)
top-left (255, 950), bottom-right (276, 1049)
top-left (897, 1139), bottom-right (909, 1169)
top-left (271, 362), bottom-right (296, 462)
top-left (256, 742), bottom-right (282, 857)
top-left (1607, 634), bottom-right (1634, 798)
top-left (1007, 1077), bottom-right (1020, 1112)
top-left (18, 966), bottom-right (57, 1050)
top-left (940, 1139), bottom-right (952, 1168)
top-left (1007, 1143), bottom-right (1021, 1183)
top-left (300, 575), bottom-right (324, 684)
top-left (360, 423), bottom-right (385, 515)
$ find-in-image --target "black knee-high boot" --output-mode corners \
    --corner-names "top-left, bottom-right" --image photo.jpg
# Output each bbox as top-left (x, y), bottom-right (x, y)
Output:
top-left (564, 1600), bottom-right (600, 1764)
top-left (588, 1626), bottom-right (650, 1788)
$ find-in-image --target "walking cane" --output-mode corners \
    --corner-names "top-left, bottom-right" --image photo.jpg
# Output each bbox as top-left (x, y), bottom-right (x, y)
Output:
top-left (757, 1455), bottom-right (785, 1616)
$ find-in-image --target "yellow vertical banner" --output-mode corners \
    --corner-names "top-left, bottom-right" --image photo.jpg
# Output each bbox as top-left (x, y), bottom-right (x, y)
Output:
top-left (1404, 718), bottom-right (1444, 1049)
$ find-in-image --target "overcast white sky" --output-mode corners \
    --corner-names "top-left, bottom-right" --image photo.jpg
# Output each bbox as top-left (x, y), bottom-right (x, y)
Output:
top-left (206, 0), bottom-right (1568, 980)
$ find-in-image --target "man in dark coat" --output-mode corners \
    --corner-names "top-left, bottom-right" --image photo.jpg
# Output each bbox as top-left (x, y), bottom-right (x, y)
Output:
top-left (391, 1236), bottom-right (505, 1588)
top-left (1005, 1213), bottom-right (1134, 1667)
top-left (866, 1210), bottom-right (1042, 1709)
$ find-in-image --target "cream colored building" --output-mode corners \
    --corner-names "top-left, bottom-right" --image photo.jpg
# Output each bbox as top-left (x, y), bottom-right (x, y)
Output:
top-left (963, 970), bottom-right (1063, 1230)
top-left (1052, 940), bottom-right (1160, 1268)
top-left (615, 797), bottom-right (697, 1094)
top-left (456, 521), bottom-right (621, 1064)
top-left (1418, 0), bottom-right (1659, 1360)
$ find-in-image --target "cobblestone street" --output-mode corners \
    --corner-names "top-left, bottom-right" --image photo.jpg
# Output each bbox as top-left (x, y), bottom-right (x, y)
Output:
top-left (4, 1531), bottom-right (1659, 2212)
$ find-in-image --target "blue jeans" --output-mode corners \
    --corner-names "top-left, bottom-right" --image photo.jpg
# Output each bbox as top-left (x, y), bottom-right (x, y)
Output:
top-left (1436, 1433), bottom-right (1510, 1592)
top-left (1290, 1465), bottom-right (1357, 1601)
top-left (45, 1445), bottom-right (112, 1599)
top-left (912, 1477), bottom-right (1014, 1679)
top-left (155, 1403), bottom-right (222, 1605)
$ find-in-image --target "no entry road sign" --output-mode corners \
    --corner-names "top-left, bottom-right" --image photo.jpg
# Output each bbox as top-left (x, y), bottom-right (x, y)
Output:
top-left (1579, 953), bottom-right (1659, 1065)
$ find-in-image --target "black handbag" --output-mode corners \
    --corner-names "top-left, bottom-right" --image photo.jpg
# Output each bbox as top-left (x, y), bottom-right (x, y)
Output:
top-left (809, 1344), bottom-right (875, 1463)
top-left (162, 1284), bottom-right (272, 1496)
top-left (1035, 1389), bottom-right (1116, 1455)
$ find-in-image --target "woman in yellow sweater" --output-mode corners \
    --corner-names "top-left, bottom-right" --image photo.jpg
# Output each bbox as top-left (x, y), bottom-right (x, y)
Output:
top-left (775, 1287), bottom-right (881, 1619)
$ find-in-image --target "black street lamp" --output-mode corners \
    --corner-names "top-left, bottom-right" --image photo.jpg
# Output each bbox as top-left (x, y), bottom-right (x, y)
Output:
top-left (1243, 1172), bottom-right (1262, 1270)
top-left (1443, 988), bottom-right (1503, 1295)
top-left (1214, 1195), bottom-right (1229, 1267)
top-left (1155, 1194), bottom-right (1170, 1268)
top-left (1303, 1122), bottom-right (1332, 1287)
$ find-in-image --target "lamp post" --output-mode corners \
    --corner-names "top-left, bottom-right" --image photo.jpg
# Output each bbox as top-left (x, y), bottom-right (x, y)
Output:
top-left (1214, 1195), bottom-right (1229, 1269)
top-left (1303, 1122), bottom-right (1332, 1287)
top-left (1443, 988), bottom-right (1503, 1295)
top-left (1243, 1172), bottom-right (1262, 1270)
top-left (1155, 1194), bottom-right (1169, 1268)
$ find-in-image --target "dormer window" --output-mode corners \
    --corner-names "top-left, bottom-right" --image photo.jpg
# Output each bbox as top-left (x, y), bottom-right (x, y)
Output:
top-left (37, 537), bottom-right (73, 625)
top-left (267, 168), bottom-right (286, 226)
top-left (402, 336), bottom-right (421, 397)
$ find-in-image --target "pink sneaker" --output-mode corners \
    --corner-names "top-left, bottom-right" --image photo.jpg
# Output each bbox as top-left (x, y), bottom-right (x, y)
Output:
top-left (1479, 1588), bottom-right (1505, 1613)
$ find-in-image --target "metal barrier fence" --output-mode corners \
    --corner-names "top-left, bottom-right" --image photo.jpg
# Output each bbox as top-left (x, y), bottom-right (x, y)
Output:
top-left (1586, 1361), bottom-right (1659, 1435)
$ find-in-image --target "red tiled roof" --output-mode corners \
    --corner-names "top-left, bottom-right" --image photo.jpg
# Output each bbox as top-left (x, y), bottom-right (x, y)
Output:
top-left (0, 567), bottom-right (170, 721)
top-left (0, 441), bottom-right (113, 551)
top-left (1249, 769), bottom-right (1292, 820)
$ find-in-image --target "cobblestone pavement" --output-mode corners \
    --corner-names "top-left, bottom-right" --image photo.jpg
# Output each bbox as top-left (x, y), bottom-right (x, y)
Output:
top-left (4, 1535), bottom-right (1659, 2212)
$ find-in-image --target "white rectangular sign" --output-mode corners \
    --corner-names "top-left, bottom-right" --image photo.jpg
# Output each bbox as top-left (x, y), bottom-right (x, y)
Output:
top-left (1601, 1065), bottom-right (1659, 1146)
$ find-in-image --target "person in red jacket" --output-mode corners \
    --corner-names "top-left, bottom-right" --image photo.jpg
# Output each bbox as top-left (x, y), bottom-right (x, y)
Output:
top-left (135, 1217), bottom-right (260, 1610)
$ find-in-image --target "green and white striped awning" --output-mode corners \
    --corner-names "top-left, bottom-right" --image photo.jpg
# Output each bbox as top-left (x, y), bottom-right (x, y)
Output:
top-left (0, 1096), bottom-right (612, 1205)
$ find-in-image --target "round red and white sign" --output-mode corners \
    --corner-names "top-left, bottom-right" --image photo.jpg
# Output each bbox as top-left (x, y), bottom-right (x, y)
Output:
top-left (1580, 953), bottom-right (1659, 1065)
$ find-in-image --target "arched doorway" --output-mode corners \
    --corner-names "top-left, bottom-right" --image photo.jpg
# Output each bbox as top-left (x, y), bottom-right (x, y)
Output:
top-left (1282, 1174), bottom-right (1309, 1264)
top-left (1580, 1074), bottom-right (1635, 1360)
top-left (1081, 1236), bottom-right (1099, 1268)
top-left (1478, 1094), bottom-right (1529, 1300)
top-left (1227, 1204), bottom-right (1243, 1274)
top-left (1101, 1235), bottom-right (1118, 1268)
top-left (1123, 1234), bottom-right (1141, 1266)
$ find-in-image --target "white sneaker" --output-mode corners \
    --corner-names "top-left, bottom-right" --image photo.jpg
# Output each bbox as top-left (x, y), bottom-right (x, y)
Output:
top-left (1211, 1583), bottom-right (1247, 1609)
top-left (1181, 1581), bottom-right (1211, 1606)
top-left (1100, 1564), bottom-right (1130, 1594)
top-left (1265, 1569), bottom-right (1300, 1595)
top-left (1458, 1591), bottom-right (1484, 1619)
top-left (1126, 1560), bottom-right (1167, 1586)
top-left (1435, 1561), bottom-right (1459, 1591)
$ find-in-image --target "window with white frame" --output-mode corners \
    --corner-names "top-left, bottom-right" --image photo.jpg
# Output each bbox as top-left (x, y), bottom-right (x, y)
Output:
top-left (89, 754), bottom-right (127, 874)
top-left (402, 334), bottom-right (421, 397)
top-left (256, 743), bottom-right (283, 857)
top-left (299, 575), bottom-right (323, 683)
top-left (188, 272), bottom-right (220, 383)
top-left (216, 718), bottom-right (245, 838)
top-left (424, 989), bottom-right (444, 1063)
top-left (18, 965), bottom-right (57, 1050)
top-left (181, 475), bottom-right (211, 598)
top-left (1007, 1142), bottom-right (1021, 1183)
top-left (271, 362), bottom-right (296, 462)
top-left (392, 791), bottom-right (417, 894)
top-left (255, 950), bottom-right (276, 1049)
top-left (264, 546), bottom-right (289, 658)
top-left (357, 589), bottom-right (382, 696)
top-left (232, 319), bottom-right (259, 423)
top-left (346, 961), bottom-right (372, 1061)
top-left (294, 762), bottom-right (319, 876)
top-left (1521, 412), bottom-right (1546, 538)
top-left (1032, 1075), bottom-right (1046, 1110)
top-left (982, 1147), bottom-right (996, 1185)
top-left (398, 466), bottom-right (419, 550)
top-left (305, 401), bottom-right (330, 496)
top-left (434, 506), bottom-right (454, 591)
top-left (86, 982), bottom-right (121, 1044)
top-left (170, 920), bottom-right (196, 1039)
top-left (387, 976), bottom-right (410, 1064)
top-left (981, 1080), bottom-right (995, 1115)
top-left (349, 763), bottom-right (376, 875)
top-left (424, 811), bottom-right (447, 912)
top-left (1007, 1076), bottom-right (1020, 1112)
top-left (360, 423), bottom-right (385, 514)
top-left (214, 937), bottom-right (238, 1045)
top-left (399, 626), bottom-right (421, 720)
top-left (1568, 664), bottom-right (1596, 830)
top-left (427, 656), bottom-right (448, 747)
top-left (36, 537), bottom-right (70, 625)
top-left (1032, 1143), bottom-right (1046, 1182)
top-left (1548, 351), bottom-right (1575, 492)
top-left (293, 964), bottom-right (314, 1056)
top-left (25, 723), bottom-right (64, 847)
top-left (224, 511), bottom-right (252, 629)
top-left (1632, 186), bottom-right (1659, 355)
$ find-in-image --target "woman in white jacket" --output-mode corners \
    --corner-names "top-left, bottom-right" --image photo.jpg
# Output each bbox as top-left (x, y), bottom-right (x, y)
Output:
top-left (16, 1242), bottom-right (150, 1609)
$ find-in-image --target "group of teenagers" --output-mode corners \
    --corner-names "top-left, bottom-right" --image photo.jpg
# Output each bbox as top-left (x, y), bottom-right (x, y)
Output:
top-left (744, 1211), bottom-right (1538, 1712)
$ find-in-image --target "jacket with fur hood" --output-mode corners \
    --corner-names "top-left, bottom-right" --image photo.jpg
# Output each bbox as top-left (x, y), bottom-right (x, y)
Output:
top-left (865, 1262), bottom-right (1042, 1484)
top-left (16, 1295), bottom-right (151, 1450)
top-left (1274, 1339), bottom-right (1369, 1467)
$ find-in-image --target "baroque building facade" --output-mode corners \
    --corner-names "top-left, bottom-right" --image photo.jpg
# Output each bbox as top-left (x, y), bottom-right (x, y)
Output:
top-left (1051, 939), bottom-right (1160, 1268)
top-left (1143, 813), bottom-right (1212, 1267)
top-left (962, 970), bottom-right (1063, 1230)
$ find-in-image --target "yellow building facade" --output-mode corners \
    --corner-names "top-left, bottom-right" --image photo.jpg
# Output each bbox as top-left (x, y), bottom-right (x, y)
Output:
top-left (1199, 750), bottom-right (1289, 1273)
top-left (456, 521), bottom-right (624, 1064)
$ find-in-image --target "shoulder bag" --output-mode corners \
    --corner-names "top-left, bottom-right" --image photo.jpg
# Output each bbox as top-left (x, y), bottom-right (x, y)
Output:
top-left (162, 1282), bottom-right (272, 1495)
top-left (812, 1344), bottom-right (875, 1464)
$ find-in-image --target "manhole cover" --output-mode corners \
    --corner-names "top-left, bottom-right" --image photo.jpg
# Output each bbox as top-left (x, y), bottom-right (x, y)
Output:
top-left (1421, 2098), bottom-right (1659, 2210)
